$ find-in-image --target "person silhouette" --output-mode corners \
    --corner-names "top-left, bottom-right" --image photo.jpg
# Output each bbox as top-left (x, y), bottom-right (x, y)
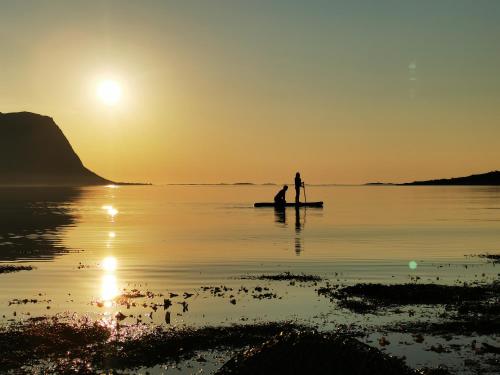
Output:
top-left (294, 172), bottom-right (304, 203)
top-left (274, 185), bottom-right (288, 207)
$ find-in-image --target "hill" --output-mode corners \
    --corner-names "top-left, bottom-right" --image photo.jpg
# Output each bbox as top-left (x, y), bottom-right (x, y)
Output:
top-left (0, 112), bottom-right (112, 186)
top-left (401, 171), bottom-right (500, 185)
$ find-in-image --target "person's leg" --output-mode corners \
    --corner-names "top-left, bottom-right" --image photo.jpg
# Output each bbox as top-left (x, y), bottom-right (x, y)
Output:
top-left (295, 188), bottom-right (300, 203)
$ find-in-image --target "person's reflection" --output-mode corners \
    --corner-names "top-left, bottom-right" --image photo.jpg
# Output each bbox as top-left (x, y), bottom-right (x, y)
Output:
top-left (274, 207), bottom-right (305, 255)
top-left (274, 207), bottom-right (286, 225)
top-left (294, 207), bottom-right (303, 256)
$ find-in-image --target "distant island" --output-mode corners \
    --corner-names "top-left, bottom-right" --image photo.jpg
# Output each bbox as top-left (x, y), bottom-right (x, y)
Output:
top-left (366, 171), bottom-right (500, 186)
top-left (401, 171), bottom-right (500, 185)
top-left (0, 111), bottom-right (146, 186)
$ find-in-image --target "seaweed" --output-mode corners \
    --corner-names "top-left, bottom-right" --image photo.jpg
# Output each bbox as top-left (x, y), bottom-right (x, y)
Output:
top-left (0, 317), bottom-right (307, 373)
top-left (0, 265), bottom-right (34, 274)
top-left (241, 272), bottom-right (322, 282)
top-left (318, 282), bottom-right (498, 310)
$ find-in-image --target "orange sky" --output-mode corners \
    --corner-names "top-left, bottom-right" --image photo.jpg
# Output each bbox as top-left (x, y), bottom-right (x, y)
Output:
top-left (1, 1), bottom-right (499, 184)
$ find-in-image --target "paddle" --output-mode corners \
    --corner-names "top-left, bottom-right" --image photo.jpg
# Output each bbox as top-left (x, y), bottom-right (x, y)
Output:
top-left (302, 182), bottom-right (307, 204)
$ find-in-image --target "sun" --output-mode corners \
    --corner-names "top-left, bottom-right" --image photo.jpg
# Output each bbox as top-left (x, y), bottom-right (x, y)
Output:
top-left (96, 79), bottom-right (122, 105)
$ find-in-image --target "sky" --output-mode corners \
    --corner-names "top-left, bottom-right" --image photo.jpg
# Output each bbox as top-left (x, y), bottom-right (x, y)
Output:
top-left (1, 0), bottom-right (499, 184)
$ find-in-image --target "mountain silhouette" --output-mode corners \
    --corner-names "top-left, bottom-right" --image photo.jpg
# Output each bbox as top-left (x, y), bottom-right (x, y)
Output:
top-left (402, 171), bottom-right (500, 185)
top-left (0, 112), bottom-right (112, 186)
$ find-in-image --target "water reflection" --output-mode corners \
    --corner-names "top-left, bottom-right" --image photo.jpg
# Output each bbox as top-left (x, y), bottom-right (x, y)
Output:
top-left (105, 231), bottom-right (117, 249)
top-left (98, 192), bottom-right (120, 328)
top-left (274, 207), bottom-right (305, 256)
top-left (100, 195), bottom-right (119, 312)
top-left (101, 273), bottom-right (118, 307)
top-left (274, 207), bottom-right (286, 225)
top-left (0, 187), bottom-right (81, 261)
top-left (99, 254), bottom-right (119, 313)
top-left (101, 256), bottom-right (117, 272)
top-left (295, 207), bottom-right (304, 256)
top-left (102, 205), bottom-right (118, 219)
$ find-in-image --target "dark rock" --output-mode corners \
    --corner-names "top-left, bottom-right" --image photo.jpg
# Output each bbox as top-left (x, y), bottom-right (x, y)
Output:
top-left (217, 331), bottom-right (415, 375)
top-left (163, 299), bottom-right (172, 309)
top-left (115, 312), bottom-right (127, 321)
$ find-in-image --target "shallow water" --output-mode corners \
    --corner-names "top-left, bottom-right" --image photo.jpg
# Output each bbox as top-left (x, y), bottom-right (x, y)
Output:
top-left (1, 185), bottom-right (499, 372)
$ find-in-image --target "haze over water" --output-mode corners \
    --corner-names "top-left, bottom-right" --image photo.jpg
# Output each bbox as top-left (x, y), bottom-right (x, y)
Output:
top-left (1, 185), bottom-right (498, 327)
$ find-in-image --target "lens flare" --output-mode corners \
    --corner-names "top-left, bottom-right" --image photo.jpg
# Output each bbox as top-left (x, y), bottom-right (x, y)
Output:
top-left (408, 260), bottom-right (418, 270)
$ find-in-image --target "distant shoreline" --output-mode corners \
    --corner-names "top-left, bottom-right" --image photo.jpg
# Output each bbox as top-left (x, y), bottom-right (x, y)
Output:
top-left (365, 170), bottom-right (500, 186)
top-left (4, 171), bottom-right (499, 188)
top-left (165, 171), bottom-right (500, 186)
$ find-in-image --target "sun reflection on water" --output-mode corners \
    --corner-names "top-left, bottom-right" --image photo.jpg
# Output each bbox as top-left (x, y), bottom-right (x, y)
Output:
top-left (97, 195), bottom-right (121, 327)
top-left (101, 274), bottom-right (118, 307)
top-left (101, 205), bottom-right (118, 218)
top-left (101, 256), bottom-right (117, 272)
top-left (99, 254), bottom-right (119, 307)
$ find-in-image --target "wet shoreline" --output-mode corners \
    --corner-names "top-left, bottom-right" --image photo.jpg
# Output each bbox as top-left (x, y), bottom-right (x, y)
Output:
top-left (1, 258), bottom-right (498, 374)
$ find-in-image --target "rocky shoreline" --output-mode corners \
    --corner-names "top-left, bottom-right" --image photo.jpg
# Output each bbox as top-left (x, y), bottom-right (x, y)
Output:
top-left (1, 255), bottom-right (498, 374)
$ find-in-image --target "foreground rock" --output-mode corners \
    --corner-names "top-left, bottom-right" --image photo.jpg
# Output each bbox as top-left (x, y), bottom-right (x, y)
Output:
top-left (217, 331), bottom-right (417, 375)
top-left (0, 317), bottom-right (305, 373)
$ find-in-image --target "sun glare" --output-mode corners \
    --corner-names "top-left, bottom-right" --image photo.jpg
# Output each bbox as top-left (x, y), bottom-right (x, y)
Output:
top-left (101, 274), bottom-right (118, 303)
top-left (101, 256), bottom-right (117, 272)
top-left (102, 205), bottom-right (118, 218)
top-left (97, 79), bottom-right (122, 105)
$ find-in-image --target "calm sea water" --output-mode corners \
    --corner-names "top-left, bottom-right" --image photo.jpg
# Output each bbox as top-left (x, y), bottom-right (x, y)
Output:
top-left (0, 185), bottom-right (499, 327)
